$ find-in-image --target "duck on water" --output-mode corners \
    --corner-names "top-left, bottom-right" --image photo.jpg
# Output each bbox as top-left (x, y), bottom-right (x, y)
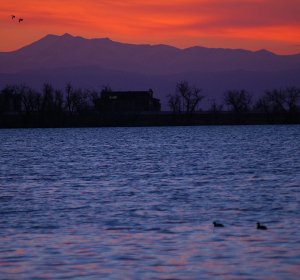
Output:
top-left (212, 221), bottom-right (268, 229)
top-left (213, 221), bottom-right (224, 227)
top-left (257, 222), bottom-right (268, 230)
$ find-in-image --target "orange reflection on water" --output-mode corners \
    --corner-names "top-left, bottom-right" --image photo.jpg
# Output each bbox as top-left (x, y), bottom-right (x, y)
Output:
top-left (15, 249), bottom-right (25, 255)
top-left (1, 223), bottom-right (300, 279)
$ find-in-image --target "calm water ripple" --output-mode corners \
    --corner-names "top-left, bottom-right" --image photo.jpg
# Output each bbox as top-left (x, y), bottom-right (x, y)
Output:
top-left (0, 125), bottom-right (300, 279)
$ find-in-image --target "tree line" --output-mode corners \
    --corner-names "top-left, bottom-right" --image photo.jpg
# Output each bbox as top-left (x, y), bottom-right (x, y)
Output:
top-left (0, 83), bottom-right (107, 116)
top-left (0, 81), bottom-right (300, 116)
top-left (168, 81), bottom-right (300, 115)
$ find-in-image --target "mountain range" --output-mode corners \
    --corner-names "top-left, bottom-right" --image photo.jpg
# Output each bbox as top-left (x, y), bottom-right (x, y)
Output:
top-left (1, 33), bottom-right (300, 109)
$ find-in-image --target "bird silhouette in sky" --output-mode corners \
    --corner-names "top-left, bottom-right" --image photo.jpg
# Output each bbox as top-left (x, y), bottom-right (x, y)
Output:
top-left (18, 18), bottom-right (24, 23)
top-left (11, 15), bottom-right (15, 20)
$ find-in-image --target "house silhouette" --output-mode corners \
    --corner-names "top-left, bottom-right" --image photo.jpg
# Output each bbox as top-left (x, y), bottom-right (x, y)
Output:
top-left (98, 89), bottom-right (161, 112)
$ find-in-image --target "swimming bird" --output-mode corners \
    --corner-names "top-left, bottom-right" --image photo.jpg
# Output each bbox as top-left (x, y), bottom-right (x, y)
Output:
top-left (18, 18), bottom-right (24, 23)
top-left (213, 221), bottom-right (224, 227)
top-left (11, 15), bottom-right (15, 20)
top-left (257, 222), bottom-right (267, 230)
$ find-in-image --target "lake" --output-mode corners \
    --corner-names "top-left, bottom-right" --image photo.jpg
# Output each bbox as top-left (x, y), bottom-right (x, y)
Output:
top-left (1, 125), bottom-right (300, 279)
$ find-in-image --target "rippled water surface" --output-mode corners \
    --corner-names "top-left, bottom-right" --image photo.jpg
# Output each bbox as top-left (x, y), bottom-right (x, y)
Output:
top-left (1, 125), bottom-right (300, 279)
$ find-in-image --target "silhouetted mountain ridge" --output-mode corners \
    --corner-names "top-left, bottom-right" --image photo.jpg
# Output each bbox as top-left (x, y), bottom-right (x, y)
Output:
top-left (1, 33), bottom-right (299, 75)
top-left (0, 33), bottom-right (300, 109)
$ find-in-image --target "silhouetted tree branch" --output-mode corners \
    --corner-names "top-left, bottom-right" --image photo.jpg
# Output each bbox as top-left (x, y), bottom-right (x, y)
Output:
top-left (286, 87), bottom-right (300, 113)
top-left (255, 87), bottom-right (300, 114)
top-left (41, 83), bottom-right (54, 114)
top-left (53, 89), bottom-right (64, 114)
top-left (224, 90), bottom-right (252, 113)
top-left (19, 85), bottom-right (41, 115)
top-left (0, 85), bottom-right (22, 114)
top-left (89, 90), bottom-right (102, 111)
top-left (209, 99), bottom-right (223, 113)
top-left (168, 81), bottom-right (204, 113)
top-left (168, 94), bottom-right (181, 113)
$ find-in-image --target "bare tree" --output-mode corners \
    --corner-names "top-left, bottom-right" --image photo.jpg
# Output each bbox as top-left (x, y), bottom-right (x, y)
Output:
top-left (256, 87), bottom-right (300, 114)
top-left (0, 85), bottom-right (22, 113)
top-left (65, 82), bottom-right (75, 114)
top-left (168, 81), bottom-right (204, 113)
top-left (209, 98), bottom-right (223, 113)
top-left (265, 89), bottom-right (286, 113)
top-left (168, 94), bottom-right (181, 113)
top-left (74, 89), bottom-right (89, 113)
top-left (53, 89), bottom-right (64, 114)
top-left (88, 89), bottom-right (102, 111)
top-left (224, 90), bottom-right (252, 113)
top-left (41, 83), bottom-right (54, 114)
top-left (286, 87), bottom-right (300, 113)
top-left (19, 85), bottom-right (41, 115)
top-left (177, 81), bottom-right (204, 113)
top-left (101, 85), bottom-right (112, 93)
top-left (65, 83), bottom-right (89, 114)
top-left (255, 95), bottom-right (270, 113)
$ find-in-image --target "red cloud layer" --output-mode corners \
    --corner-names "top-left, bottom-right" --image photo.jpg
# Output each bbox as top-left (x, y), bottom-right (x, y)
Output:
top-left (0, 0), bottom-right (299, 54)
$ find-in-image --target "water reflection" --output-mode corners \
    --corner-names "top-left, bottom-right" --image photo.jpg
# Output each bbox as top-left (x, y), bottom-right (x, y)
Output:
top-left (1, 224), bottom-right (299, 279)
top-left (0, 126), bottom-right (300, 279)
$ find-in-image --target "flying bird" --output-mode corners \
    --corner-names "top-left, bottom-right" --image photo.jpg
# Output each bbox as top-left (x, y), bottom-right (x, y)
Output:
top-left (18, 18), bottom-right (24, 23)
top-left (11, 15), bottom-right (16, 20)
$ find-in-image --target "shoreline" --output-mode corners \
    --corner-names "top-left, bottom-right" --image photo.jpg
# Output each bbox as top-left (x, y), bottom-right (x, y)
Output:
top-left (1, 112), bottom-right (299, 128)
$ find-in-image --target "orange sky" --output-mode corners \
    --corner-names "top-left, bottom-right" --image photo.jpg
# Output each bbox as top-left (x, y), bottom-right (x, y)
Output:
top-left (0, 0), bottom-right (300, 54)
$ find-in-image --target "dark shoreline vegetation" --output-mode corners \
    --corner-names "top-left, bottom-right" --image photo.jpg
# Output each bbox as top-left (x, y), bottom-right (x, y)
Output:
top-left (1, 82), bottom-right (299, 128)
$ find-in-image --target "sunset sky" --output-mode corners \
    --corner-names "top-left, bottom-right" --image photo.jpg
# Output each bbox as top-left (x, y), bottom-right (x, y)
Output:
top-left (0, 0), bottom-right (299, 54)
